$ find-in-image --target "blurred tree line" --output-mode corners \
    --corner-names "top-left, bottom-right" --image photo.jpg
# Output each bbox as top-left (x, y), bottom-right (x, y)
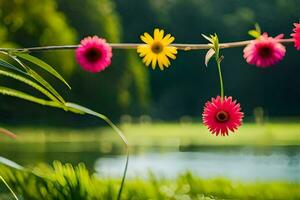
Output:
top-left (0, 0), bottom-right (299, 125)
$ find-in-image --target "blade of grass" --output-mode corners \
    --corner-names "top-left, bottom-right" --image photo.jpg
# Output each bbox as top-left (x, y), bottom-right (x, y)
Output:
top-left (0, 176), bottom-right (19, 200)
top-left (65, 102), bottom-right (129, 200)
top-left (0, 56), bottom-right (65, 103)
top-left (0, 69), bottom-right (59, 103)
top-left (28, 69), bottom-right (65, 103)
top-left (0, 58), bottom-right (25, 74)
top-left (14, 53), bottom-right (71, 89)
top-left (0, 86), bottom-right (62, 108)
top-left (0, 157), bottom-right (23, 170)
top-left (12, 55), bottom-right (65, 103)
top-left (0, 86), bottom-right (82, 114)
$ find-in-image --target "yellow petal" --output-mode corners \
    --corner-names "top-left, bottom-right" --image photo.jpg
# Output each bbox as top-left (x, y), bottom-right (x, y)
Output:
top-left (164, 48), bottom-right (177, 59)
top-left (157, 57), bottom-right (164, 70)
top-left (166, 52), bottom-right (176, 59)
top-left (151, 56), bottom-right (157, 69)
top-left (137, 45), bottom-right (150, 56)
top-left (140, 32), bottom-right (153, 44)
top-left (154, 28), bottom-right (164, 40)
top-left (142, 54), bottom-right (153, 66)
top-left (166, 46), bottom-right (177, 54)
top-left (162, 34), bottom-right (175, 45)
top-left (159, 29), bottom-right (164, 40)
top-left (160, 54), bottom-right (170, 66)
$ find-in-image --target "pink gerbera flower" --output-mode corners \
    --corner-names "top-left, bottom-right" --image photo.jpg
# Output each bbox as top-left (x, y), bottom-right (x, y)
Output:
top-left (76, 36), bottom-right (112, 73)
top-left (291, 23), bottom-right (300, 50)
top-left (243, 33), bottom-right (286, 68)
top-left (202, 96), bottom-right (244, 136)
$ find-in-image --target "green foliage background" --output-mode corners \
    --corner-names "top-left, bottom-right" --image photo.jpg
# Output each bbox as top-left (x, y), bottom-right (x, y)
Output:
top-left (0, 0), bottom-right (300, 123)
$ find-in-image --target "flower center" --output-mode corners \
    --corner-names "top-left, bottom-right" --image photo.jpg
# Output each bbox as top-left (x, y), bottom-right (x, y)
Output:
top-left (258, 46), bottom-right (272, 58)
top-left (85, 48), bottom-right (102, 62)
top-left (215, 111), bottom-right (229, 122)
top-left (151, 42), bottom-right (164, 54)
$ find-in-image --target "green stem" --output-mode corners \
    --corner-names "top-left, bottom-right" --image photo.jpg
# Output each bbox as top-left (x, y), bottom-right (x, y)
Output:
top-left (64, 103), bottom-right (129, 200)
top-left (0, 176), bottom-right (19, 200)
top-left (217, 61), bottom-right (224, 99)
top-left (100, 116), bottom-right (129, 200)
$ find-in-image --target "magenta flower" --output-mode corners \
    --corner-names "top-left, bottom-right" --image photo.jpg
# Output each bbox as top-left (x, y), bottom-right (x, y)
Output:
top-left (243, 33), bottom-right (286, 68)
top-left (202, 96), bottom-right (244, 136)
top-left (291, 23), bottom-right (300, 50)
top-left (76, 36), bottom-right (112, 73)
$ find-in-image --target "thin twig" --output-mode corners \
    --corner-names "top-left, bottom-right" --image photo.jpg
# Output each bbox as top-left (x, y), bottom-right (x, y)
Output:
top-left (0, 39), bottom-right (294, 52)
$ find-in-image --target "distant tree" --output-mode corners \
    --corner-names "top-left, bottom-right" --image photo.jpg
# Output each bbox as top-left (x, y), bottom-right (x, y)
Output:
top-left (0, 0), bottom-right (76, 75)
top-left (0, 0), bottom-right (77, 123)
top-left (57, 0), bottom-right (150, 118)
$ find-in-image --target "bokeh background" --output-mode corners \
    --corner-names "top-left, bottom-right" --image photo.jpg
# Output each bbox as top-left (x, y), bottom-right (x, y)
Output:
top-left (0, 0), bottom-right (300, 124)
top-left (0, 1), bottom-right (300, 199)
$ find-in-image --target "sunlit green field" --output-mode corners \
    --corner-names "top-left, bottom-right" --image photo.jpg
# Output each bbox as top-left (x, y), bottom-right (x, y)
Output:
top-left (1, 161), bottom-right (300, 200)
top-left (2, 122), bottom-right (300, 146)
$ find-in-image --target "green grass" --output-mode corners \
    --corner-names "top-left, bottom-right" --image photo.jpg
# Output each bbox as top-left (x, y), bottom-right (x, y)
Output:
top-left (1, 161), bottom-right (300, 200)
top-left (1, 122), bottom-right (300, 147)
top-left (0, 123), bottom-right (299, 199)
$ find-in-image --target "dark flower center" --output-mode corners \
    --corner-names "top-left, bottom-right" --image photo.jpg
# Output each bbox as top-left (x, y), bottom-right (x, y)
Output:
top-left (258, 46), bottom-right (272, 58)
top-left (215, 111), bottom-right (229, 122)
top-left (85, 48), bottom-right (102, 62)
top-left (151, 42), bottom-right (164, 54)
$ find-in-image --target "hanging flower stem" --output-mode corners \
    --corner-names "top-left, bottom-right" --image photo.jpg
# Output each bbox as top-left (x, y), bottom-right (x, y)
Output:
top-left (217, 60), bottom-right (224, 99)
top-left (209, 34), bottom-right (225, 99)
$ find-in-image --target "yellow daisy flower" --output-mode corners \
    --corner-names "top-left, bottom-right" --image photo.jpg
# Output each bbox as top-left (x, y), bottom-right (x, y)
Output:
top-left (137, 28), bottom-right (177, 70)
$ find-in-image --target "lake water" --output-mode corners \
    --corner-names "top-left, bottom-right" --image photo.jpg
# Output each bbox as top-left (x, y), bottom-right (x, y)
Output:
top-left (1, 144), bottom-right (300, 182)
top-left (95, 147), bottom-right (300, 181)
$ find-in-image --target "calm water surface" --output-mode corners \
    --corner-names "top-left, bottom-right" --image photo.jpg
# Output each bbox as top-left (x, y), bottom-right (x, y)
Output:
top-left (95, 147), bottom-right (300, 181)
top-left (1, 144), bottom-right (300, 181)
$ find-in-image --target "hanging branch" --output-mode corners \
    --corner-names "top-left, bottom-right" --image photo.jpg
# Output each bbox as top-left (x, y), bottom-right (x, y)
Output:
top-left (0, 38), bottom-right (294, 52)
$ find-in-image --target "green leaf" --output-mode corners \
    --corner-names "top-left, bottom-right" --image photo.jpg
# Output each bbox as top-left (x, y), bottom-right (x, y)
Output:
top-left (0, 58), bottom-right (65, 103)
top-left (202, 34), bottom-right (213, 43)
top-left (65, 102), bottom-right (100, 116)
top-left (248, 30), bottom-right (261, 39)
top-left (0, 86), bottom-right (62, 108)
top-left (0, 86), bottom-right (82, 114)
top-left (0, 69), bottom-right (59, 103)
top-left (205, 48), bottom-right (215, 67)
top-left (0, 58), bottom-right (25, 74)
top-left (0, 157), bottom-right (23, 170)
top-left (248, 23), bottom-right (262, 39)
top-left (255, 23), bottom-right (261, 35)
top-left (14, 53), bottom-right (71, 89)
top-left (212, 34), bottom-right (219, 55)
top-left (28, 69), bottom-right (65, 103)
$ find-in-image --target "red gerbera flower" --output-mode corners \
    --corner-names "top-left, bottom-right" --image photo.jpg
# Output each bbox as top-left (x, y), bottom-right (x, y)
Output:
top-left (291, 23), bottom-right (300, 50)
top-left (243, 33), bottom-right (286, 68)
top-left (202, 96), bottom-right (244, 136)
top-left (76, 36), bottom-right (112, 73)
